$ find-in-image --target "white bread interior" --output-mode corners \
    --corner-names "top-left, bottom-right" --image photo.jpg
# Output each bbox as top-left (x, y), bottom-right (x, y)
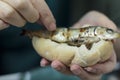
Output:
top-left (32, 36), bottom-right (113, 67)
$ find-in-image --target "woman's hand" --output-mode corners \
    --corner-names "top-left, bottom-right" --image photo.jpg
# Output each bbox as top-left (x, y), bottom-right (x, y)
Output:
top-left (40, 11), bottom-right (117, 80)
top-left (41, 52), bottom-right (116, 80)
top-left (0, 0), bottom-right (56, 31)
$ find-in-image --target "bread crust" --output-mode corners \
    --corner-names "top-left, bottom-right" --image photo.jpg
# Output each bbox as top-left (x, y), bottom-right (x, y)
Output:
top-left (32, 37), bottom-right (113, 67)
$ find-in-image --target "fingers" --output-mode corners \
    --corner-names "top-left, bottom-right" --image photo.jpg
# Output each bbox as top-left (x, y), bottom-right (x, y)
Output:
top-left (42, 59), bottom-right (103, 80)
top-left (84, 51), bottom-right (116, 74)
top-left (51, 60), bottom-right (72, 75)
top-left (41, 59), bottom-right (72, 74)
top-left (0, 20), bottom-right (9, 30)
top-left (40, 58), bottom-right (50, 67)
top-left (2, 0), bottom-right (39, 23)
top-left (0, 1), bottom-right (26, 27)
top-left (50, 60), bottom-right (102, 79)
top-left (70, 65), bottom-right (101, 80)
top-left (0, 0), bottom-right (56, 30)
top-left (71, 65), bottom-right (90, 79)
top-left (31, 0), bottom-right (56, 31)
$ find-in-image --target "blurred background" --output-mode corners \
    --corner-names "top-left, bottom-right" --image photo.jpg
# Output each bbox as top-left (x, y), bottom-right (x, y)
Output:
top-left (0, 0), bottom-right (120, 80)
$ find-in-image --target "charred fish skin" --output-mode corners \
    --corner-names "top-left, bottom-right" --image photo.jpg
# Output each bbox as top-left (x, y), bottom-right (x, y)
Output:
top-left (23, 26), bottom-right (120, 46)
top-left (22, 29), bottom-right (53, 39)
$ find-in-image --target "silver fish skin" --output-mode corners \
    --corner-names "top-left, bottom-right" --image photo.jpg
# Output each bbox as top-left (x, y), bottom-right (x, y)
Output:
top-left (23, 26), bottom-right (120, 46)
top-left (52, 26), bottom-right (120, 46)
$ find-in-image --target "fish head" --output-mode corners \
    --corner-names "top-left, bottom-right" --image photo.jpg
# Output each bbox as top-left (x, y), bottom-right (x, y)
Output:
top-left (96, 26), bottom-right (120, 40)
top-left (104, 28), bottom-right (120, 40)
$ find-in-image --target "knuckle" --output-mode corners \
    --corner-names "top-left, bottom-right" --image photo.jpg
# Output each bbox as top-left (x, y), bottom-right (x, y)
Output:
top-left (4, 12), bottom-right (26, 27)
top-left (42, 13), bottom-right (50, 20)
top-left (29, 13), bottom-right (39, 23)
top-left (2, 9), bottom-right (15, 20)
top-left (0, 1), bottom-right (15, 20)
top-left (43, 12), bottom-right (50, 17)
top-left (1, 9), bottom-right (26, 27)
top-left (14, 0), bottom-right (27, 10)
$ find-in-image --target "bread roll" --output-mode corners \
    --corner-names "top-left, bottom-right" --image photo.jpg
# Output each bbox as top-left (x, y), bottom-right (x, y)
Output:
top-left (32, 36), bottom-right (113, 67)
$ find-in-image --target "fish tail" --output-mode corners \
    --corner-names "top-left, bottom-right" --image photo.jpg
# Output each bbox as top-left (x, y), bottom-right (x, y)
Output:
top-left (21, 29), bottom-right (35, 39)
top-left (21, 29), bottom-right (52, 39)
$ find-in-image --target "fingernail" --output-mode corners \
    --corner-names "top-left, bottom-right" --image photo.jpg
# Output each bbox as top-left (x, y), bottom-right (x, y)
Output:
top-left (47, 23), bottom-right (56, 31)
top-left (84, 67), bottom-right (93, 72)
top-left (84, 67), bottom-right (97, 73)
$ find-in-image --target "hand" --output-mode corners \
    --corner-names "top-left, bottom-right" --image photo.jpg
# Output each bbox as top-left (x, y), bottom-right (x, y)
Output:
top-left (40, 11), bottom-right (117, 80)
top-left (0, 0), bottom-right (56, 31)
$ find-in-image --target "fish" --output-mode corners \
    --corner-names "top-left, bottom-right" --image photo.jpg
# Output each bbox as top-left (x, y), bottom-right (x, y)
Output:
top-left (22, 26), bottom-right (120, 47)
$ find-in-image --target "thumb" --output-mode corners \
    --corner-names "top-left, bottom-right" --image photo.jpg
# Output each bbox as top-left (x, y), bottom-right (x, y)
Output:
top-left (73, 11), bottom-right (117, 30)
